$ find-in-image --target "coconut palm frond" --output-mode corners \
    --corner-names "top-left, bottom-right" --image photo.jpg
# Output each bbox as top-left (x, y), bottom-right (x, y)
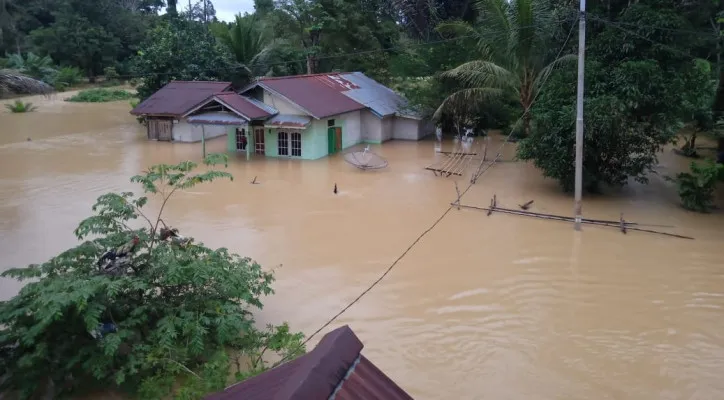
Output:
top-left (532, 54), bottom-right (577, 94)
top-left (433, 87), bottom-right (504, 121)
top-left (0, 69), bottom-right (54, 97)
top-left (440, 60), bottom-right (517, 91)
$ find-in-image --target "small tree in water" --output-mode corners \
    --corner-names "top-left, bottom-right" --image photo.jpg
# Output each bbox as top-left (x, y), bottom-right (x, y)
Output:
top-left (0, 154), bottom-right (305, 399)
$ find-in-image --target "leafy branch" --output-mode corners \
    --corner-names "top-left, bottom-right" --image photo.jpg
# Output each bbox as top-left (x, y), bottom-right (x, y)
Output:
top-left (0, 153), bottom-right (303, 400)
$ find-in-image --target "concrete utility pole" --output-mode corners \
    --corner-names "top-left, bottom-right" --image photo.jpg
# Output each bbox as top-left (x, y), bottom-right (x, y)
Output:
top-left (573, 0), bottom-right (587, 231)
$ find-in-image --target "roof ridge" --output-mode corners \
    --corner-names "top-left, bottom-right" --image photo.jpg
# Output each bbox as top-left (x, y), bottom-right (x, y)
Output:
top-left (169, 80), bottom-right (232, 84)
top-left (258, 72), bottom-right (350, 81)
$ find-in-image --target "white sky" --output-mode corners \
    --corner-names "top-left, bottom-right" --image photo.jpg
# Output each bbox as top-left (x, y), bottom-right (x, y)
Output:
top-left (167, 0), bottom-right (256, 21)
top-left (213, 0), bottom-right (256, 21)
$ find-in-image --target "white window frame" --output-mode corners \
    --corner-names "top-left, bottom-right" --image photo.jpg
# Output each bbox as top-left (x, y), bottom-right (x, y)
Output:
top-left (290, 132), bottom-right (302, 157)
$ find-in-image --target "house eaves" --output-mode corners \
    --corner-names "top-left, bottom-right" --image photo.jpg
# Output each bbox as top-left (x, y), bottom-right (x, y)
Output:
top-left (241, 82), bottom-right (320, 119)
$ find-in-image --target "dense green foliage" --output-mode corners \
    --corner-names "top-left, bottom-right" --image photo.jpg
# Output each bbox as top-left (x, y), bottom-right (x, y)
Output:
top-left (133, 18), bottom-right (240, 100)
top-left (4, 99), bottom-right (36, 112)
top-left (669, 161), bottom-right (724, 212)
top-left (66, 88), bottom-right (136, 103)
top-left (0, 155), bottom-right (305, 399)
top-left (517, 0), bottom-right (721, 193)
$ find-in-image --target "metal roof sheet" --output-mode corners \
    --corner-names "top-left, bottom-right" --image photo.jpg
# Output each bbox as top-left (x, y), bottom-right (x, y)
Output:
top-left (203, 325), bottom-right (413, 400)
top-left (130, 81), bottom-right (232, 116)
top-left (243, 96), bottom-right (279, 115)
top-left (246, 72), bottom-right (420, 120)
top-left (186, 112), bottom-right (249, 125)
top-left (213, 92), bottom-right (275, 120)
top-left (256, 74), bottom-right (366, 119)
top-left (265, 114), bottom-right (312, 128)
top-left (339, 72), bottom-right (415, 118)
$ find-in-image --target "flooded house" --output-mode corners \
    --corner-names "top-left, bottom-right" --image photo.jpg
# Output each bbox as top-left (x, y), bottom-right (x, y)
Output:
top-left (131, 72), bottom-right (432, 160)
top-left (130, 81), bottom-right (234, 142)
top-left (204, 325), bottom-right (413, 400)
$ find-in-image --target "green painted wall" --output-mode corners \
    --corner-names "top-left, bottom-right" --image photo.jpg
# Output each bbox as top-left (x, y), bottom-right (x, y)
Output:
top-left (304, 122), bottom-right (328, 160)
top-left (262, 124), bottom-right (329, 160)
top-left (264, 128), bottom-right (278, 157)
top-left (226, 126), bottom-right (236, 153)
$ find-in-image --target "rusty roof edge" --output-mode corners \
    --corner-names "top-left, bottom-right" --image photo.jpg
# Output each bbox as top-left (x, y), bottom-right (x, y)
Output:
top-left (275, 326), bottom-right (363, 400)
top-left (327, 355), bottom-right (361, 400)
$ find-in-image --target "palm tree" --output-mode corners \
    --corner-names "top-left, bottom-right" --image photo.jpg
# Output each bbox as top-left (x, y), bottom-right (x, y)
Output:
top-left (211, 13), bottom-right (270, 77)
top-left (435, 0), bottom-right (575, 137)
top-left (0, 70), bottom-right (53, 97)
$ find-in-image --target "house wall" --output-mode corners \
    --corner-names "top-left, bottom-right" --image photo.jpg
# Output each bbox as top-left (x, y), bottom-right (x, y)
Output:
top-left (392, 117), bottom-right (423, 141)
top-left (262, 126), bottom-right (328, 160)
top-left (360, 110), bottom-right (381, 143)
top-left (226, 125), bottom-right (251, 153)
top-left (173, 120), bottom-right (227, 142)
top-left (360, 110), bottom-right (395, 144)
top-left (263, 91), bottom-right (306, 115)
top-left (381, 116), bottom-right (394, 142)
top-left (336, 110), bottom-right (361, 149)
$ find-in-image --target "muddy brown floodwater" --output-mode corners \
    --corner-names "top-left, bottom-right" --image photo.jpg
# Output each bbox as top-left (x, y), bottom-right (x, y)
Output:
top-left (2, 92), bottom-right (724, 399)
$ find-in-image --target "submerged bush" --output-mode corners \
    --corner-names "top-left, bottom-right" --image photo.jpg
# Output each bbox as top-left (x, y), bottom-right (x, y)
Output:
top-left (669, 161), bottom-right (724, 212)
top-left (0, 155), bottom-right (305, 399)
top-left (66, 88), bottom-right (135, 103)
top-left (4, 100), bottom-right (37, 113)
top-left (52, 66), bottom-right (84, 91)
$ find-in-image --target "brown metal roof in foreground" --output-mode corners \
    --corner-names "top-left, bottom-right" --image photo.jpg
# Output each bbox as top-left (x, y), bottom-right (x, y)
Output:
top-left (130, 81), bottom-right (232, 116)
top-left (204, 325), bottom-right (413, 400)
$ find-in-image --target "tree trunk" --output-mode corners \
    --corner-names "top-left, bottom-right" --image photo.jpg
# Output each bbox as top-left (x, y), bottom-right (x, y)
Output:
top-left (306, 55), bottom-right (316, 74)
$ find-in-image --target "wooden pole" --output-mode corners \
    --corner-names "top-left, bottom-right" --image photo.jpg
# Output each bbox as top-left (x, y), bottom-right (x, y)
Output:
top-left (454, 182), bottom-right (461, 210)
top-left (201, 125), bottom-right (206, 159)
top-left (456, 203), bottom-right (694, 240)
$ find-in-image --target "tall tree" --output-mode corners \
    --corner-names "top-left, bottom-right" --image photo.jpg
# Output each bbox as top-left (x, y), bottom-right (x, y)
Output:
top-left (133, 19), bottom-right (241, 99)
top-left (434, 0), bottom-right (575, 137)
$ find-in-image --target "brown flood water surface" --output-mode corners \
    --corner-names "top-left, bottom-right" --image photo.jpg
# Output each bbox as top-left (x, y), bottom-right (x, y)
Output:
top-left (2, 95), bottom-right (724, 399)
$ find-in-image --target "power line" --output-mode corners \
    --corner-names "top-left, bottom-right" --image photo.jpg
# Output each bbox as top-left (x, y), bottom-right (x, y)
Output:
top-left (280, 19), bottom-right (581, 362)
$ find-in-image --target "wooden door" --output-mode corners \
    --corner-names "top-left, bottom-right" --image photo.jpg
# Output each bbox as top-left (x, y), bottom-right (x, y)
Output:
top-left (158, 120), bottom-right (173, 141)
top-left (254, 128), bottom-right (265, 154)
top-left (148, 119), bottom-right (173, 141)
top-left (147, 119), bottom-right (159, 140)
top-left (335, 127), bottom-right (342, 152)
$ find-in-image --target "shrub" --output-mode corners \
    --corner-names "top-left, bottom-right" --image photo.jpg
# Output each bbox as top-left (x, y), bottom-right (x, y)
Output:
top-left (66, 88), bottom-right (136, 103)
top-left (52, 67), bottom-right (84, 91)
top-left (0, 155), bottom-right (305, 399)
top-left (5, 100), bottom-right (37, 113)
top-left (6, 52), bottom-right (57, 83)
top-left (669, 161), bottom-right (724, 212)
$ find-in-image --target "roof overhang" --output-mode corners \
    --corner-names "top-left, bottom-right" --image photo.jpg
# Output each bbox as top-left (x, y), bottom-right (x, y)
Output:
top-left (264, 114), bottom-right (312, 128)
top-left (241, 81), bottom-right (321, 119)
top-left (187, 112), bottom-right (250, 125)
top-left (182, 95), bottom-right (255, 121)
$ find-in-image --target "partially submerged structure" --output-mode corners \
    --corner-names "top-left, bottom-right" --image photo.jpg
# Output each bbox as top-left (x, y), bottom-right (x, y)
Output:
top-left (131, 73), bottom-right (433, 160)
top-left (130, 81), bottom-right (233, 142)
top-left (204, 325), bottom-right (413, 400)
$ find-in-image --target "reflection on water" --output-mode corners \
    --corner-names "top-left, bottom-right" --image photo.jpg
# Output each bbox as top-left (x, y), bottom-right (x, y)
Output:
top-left (2, 94), bottom-right (724, 399)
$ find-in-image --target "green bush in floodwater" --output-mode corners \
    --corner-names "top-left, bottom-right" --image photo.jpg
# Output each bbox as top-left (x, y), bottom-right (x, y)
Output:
top-left (5, 100), bottom-right (37, 113)
top-left (668, 161), bottom-right (724, 213)
top-left (65, 88), bottom-right (135, 103)
top-left (0, 154), bottom-right (305, 399)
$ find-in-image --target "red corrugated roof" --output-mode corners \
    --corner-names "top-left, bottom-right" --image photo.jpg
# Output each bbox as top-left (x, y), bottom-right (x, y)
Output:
top-left (130, 81), bottom-right (232, 116)
top-left (257, 74), bottom-right (366, 119)
top-left (204, 325), bottom-right (413, 400)
top-left (212, 92), bottom-right (273, 120)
